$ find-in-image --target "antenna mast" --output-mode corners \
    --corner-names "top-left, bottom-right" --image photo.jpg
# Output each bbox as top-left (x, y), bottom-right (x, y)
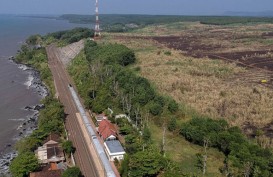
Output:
top-left (94, 0), bottom-right (101, 37)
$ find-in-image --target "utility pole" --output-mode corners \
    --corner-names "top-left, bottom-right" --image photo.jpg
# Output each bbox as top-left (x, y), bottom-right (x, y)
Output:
top-left (94, 0), bottom-right (101, 38)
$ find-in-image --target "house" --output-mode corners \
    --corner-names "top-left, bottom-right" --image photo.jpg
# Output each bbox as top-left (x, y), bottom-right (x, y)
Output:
top-left (95, 113), bottom-right (108, 123)
top-left (104, 140), bottom-right (126, 161)
top-left (36, 139), bottom-right (65, 164)
top-left (43, 133), bottom-right (61, 144)
top-left (29, 163), bottom-right (63, 177)
top-left (98, 119), bottom-right (118, 141)
top-left (29, 170), bottom-right (62, 177)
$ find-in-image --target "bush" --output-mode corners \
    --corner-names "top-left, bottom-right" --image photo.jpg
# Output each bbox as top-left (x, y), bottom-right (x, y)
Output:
top-left (149, 102), bottom-right (163, 116)
top-left (168, 117), bottom-right (177, 132)
top-left (62, 167), bottom-right (82, 177)
top-left (62, 141), bottom-right (75, 155)
top-left (168, 100), bottom-right (179, 113)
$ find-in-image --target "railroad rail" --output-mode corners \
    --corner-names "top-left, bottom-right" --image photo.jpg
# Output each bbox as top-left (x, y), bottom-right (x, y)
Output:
top-left (68, 85), bottom-right (116, 177)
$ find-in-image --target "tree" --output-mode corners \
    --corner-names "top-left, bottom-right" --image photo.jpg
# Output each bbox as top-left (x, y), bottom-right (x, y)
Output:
top-left (143, 126), bottom-right (151, 143)
top-left (26, 35), bottom-right (41, 46)
top-left (10, 151), bottom-right (39, 177)
top-left (119, 154), bottom-right (129, 177)
top-left (129, 150), bottom-right (165, 177)
top-left (62, 140), bottom-right (75, 155)
top-left (62, 167), bottom-right (82, 177)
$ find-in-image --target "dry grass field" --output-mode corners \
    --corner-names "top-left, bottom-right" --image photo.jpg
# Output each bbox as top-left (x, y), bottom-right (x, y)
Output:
top-left (101, 22), bottom-right (273, 139)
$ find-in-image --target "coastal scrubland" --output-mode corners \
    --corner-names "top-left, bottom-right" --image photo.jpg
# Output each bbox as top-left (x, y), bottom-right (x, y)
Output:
top-left (9, 15), bottom-right (273, 177)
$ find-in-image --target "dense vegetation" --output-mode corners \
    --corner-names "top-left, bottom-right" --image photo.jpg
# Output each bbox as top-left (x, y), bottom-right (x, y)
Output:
top-left (69, 40), bottom-right (182, 176)
top-left (60, 14), bottom-right (273, 31)
top-left (70, 40), bottom-right (179, 123)
top-left (180, 117), bottom-right (273, 176)
top-left (44, 27), bottom-right (94, 45)
top-left (69, 37), bottom-right (273, 176)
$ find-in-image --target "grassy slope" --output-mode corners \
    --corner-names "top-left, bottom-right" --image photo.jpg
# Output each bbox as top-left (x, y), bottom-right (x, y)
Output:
top-left (150, 124), bottom-right (225, 176)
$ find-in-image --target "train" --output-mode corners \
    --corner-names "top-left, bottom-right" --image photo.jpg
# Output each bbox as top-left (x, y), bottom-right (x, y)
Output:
top-left (68, 84), bottom-right (116, 177)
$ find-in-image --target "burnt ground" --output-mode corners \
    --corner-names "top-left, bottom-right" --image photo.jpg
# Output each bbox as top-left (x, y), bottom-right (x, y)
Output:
top-left (152, 36), bottom-right (273, 71)
top-left (114, 30), bottom-right (273, 138)
top-left (150, 35), bottom-right (273, 138)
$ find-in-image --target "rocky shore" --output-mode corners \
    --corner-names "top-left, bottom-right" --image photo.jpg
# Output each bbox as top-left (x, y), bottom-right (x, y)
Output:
top-left (0, 58), bottom-right (48, 175)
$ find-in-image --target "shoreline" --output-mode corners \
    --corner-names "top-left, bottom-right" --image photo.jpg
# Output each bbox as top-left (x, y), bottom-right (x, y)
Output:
top-left (0, 57), bottom-right (49, 175)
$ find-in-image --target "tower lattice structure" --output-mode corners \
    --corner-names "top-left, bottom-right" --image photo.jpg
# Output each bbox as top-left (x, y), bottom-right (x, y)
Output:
top-left (94, 0), bottom-right (101, 37)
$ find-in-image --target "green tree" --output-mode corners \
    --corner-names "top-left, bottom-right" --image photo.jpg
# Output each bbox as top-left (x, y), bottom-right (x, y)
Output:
top-left (129, 150), bottom-right (165, 177)
top-left (62, 140), bottom-right (75, 155)
top-left (62, 167), bottom-right (82, 177)
top-left (10, 151), bottom-right (39, 177)
top-left (26, 35), bottom-right (41, 46)
top-left (15, 136), bottom-right (40, 154)
top-left (119, 154), bottom-right (129, 177)
top-left (143, 126), bottom-right (151, 143)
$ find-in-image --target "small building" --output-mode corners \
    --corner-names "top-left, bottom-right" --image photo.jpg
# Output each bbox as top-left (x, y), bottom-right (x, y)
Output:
top-left (43, 133), bottom-right (61, 144)
top-left (96, 113), bottom-right (108, 123)
top-left (29, 170), bottom-right (62, 177)
top-left (98, 119), bottom-right (118, 141)
top-left (36, 140), bottom-right (65, 164)
top-left (104, 140), bottom-right (126, 161)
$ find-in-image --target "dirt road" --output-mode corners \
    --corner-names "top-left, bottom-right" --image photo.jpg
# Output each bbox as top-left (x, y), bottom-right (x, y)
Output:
top-left (46, 45), bottom-right (99, 177)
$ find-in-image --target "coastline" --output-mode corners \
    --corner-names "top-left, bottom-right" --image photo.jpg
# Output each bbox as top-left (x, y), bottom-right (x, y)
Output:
top-left (0, 57), bottom-right (49, 175)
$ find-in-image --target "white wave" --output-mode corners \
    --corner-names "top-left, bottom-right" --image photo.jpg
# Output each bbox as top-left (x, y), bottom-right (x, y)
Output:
top-left (8, 118), bottom-right (25, 122)
top-left (18, 64), bottom-right (29, 71)
top-left (24, 74), bottom-right (34, 88)
top-left (16, 125), bottom-right (23, 130)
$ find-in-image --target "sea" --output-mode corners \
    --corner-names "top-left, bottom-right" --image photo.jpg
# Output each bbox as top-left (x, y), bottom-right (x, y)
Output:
top-left (0, 14), bottom-right (90, 174)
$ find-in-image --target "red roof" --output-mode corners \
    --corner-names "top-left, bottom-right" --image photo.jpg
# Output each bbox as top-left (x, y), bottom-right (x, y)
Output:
top-left (98, 120), bottom-right (117, 140)
top-left (29, 170), bottom-right (62, 177)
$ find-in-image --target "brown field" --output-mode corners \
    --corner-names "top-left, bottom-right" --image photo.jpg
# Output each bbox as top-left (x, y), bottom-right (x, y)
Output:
top-left (101, 22), bottom-right (273, 139)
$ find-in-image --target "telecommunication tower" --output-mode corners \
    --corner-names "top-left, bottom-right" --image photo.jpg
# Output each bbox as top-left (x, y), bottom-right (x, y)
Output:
top-left (94, 0), bottom-right (101, 37)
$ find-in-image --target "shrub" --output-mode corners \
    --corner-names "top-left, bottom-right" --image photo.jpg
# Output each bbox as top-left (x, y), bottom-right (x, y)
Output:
top-left (168, 100), bottom-right (179, 113)
top-left (62, 167), bottom-right (82, 177)
top-left (168, 117), bottom-right (177, 132)
top-left (62, 141), bottom-right (75, 155)
top-left (149, 102), bottom-right (163, 116)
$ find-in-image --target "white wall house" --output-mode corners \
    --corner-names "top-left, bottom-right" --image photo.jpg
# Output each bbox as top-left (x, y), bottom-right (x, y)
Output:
top-left (104, 140), bottom-right (126, 161)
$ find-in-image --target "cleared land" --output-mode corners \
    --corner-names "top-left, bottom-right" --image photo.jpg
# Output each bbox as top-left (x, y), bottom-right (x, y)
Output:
top-left (100, 22), bottom-right (273, 140)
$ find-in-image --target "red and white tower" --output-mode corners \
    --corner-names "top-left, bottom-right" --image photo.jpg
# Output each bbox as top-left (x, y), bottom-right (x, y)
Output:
top-left (94, 0), bottom-right (101, 37)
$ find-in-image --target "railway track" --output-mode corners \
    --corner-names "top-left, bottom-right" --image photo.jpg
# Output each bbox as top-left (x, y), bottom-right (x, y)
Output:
top-left (46, 45), bottom-right (99, 177)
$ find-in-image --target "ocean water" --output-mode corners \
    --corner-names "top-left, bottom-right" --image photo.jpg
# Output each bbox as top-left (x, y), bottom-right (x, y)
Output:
top-left (0, 15), bottom-right (90, 151)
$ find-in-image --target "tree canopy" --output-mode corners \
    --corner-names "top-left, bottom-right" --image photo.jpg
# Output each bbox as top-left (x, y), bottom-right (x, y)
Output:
top-left (10, 151), bottom-right (39, 177)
